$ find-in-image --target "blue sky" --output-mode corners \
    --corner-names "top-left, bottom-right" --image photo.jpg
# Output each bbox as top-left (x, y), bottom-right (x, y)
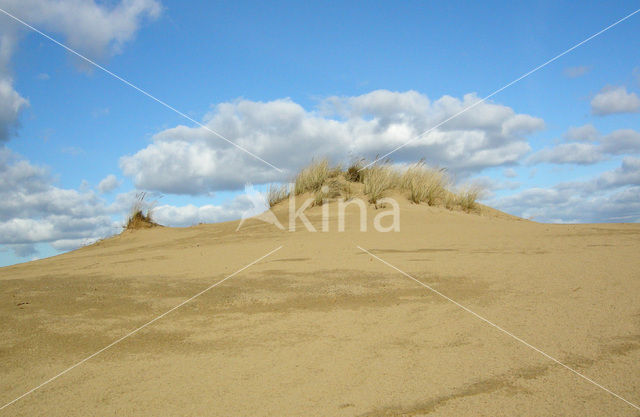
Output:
top-left (1, 0), bottom-right (639, 266)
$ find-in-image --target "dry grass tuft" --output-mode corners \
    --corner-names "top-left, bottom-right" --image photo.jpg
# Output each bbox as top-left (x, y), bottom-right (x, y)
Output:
top-left (313, 178), bottom-right (344, 206)
top-left (400, 162), bottom-right (447, 205)
top-left (294, 158), bottom-right (330, 195)
top-left (444, 190), bottom-right (458, 210)
top-left (266, 184), bottom-right (290, 207)
top-left (362, 163), bottom-right (399, 204)
top-left (345, 158), bottom-right (366, 183)
top-left (125, 192), bottom-right (158, 230)
top-left (456, 186), bottom-right (481, 212)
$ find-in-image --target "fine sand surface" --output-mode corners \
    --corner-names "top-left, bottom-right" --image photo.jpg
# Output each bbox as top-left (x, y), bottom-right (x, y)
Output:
top-left (1, 198), bottom-right (639, 416)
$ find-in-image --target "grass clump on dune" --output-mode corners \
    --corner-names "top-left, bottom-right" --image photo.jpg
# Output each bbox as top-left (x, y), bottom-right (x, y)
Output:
top-left (362, 162), bottom-right (399, 204)
top-left (455, 186), bottom-right (481, 212)
top-left (345, 158), bottom-right (366, 183)
top-left (267, 157), bottom-right (481, 213)
top-left (400, 162), bottom-right (447, 205)
top-left (313, 177), bottom-right (345, 206)
top-left (294, 158), bottom-right (330, 195)
top-left (125, 192), bottom-right (158, 230)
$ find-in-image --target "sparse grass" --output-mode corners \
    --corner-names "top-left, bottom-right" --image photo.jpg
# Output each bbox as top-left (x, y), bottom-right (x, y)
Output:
top-left (313, 189), bottom-right (327, 206)
top-left (294, 158), bottom-right (330, 195)
top-left (444, 190), bottom-right (458, 210)
top-left (400, 162), bottom-right (446, 205)
top-left (313, 178), bottom-right (344, 206)
top-left (125, 192), bottom-right (158, 230)
top-left (281, 158), bottom-right (482, 213)
top-left (345, 158), bottom-right (366, 182)
top-left (266, 184), bottom-right (289, 207)
top-left (456, 186), bottom-right (481, 212)
top-left (362, 163), bottom-right (398, 204)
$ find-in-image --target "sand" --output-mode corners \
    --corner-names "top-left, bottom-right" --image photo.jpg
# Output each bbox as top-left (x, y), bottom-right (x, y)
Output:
top-left (1, 198), bottom-right (639, 416)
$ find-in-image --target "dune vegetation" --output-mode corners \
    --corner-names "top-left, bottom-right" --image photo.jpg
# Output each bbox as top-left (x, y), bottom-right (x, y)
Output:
top-left (267, 158), bottom-right (482, 212)
top-left (125, 192), bottom-right (158, 230)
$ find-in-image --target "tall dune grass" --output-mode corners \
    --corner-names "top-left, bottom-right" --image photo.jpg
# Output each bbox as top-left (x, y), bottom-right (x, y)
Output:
top-left (362, 163), bottom-right (399, 204)
top-left (268, 158), bottom-right (481, 213)
top-left (456, 186), bottom-right (481, 212)
top-left (294, 158), bottom-right (330, 195)
top-left (400, 162), bottom-right (446, 205)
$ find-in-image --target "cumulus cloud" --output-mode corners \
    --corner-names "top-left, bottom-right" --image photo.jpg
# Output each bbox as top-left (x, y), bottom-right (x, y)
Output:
top-left (490, 157), bottom-right (640, 223)
top-left (565, 124), bottom-right (599, 142)
top-left (0, 76), bottom-right (28, 142)
top-left (98, 174), bottom-right (121, 194)
top-left (591, 86), bottom-right (640, 116)
top-left (599, 129), bottom-right (640, 155)
top-left (528, 142), bottom-right (603, 165)
top-left (0, 0), bottom-right (162, 61)
top-left (528, 127), bottom-right (640, 165)
top-left (152, 196), bottom-right (254, 227)
top-left (120, 90), bottom-right (544, 194)
top-left (5, 243), bottom-right (38, 257)
top-left (0, 149), bottom-right (117, 256)
top-left (593, 157), bottom-right (640, 190)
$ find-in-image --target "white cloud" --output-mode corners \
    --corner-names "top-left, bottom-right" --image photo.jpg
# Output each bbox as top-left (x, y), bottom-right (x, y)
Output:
top-left (591, 86), bottom-right (640, 116)
top-left (120, 90), bottom-right (544, 194)
top-left (5, 243), bottom-right (37, 257)
top-left (0, 0), bottom-right (162, 61)
top-left (152, 196), bottom-right (254, 227)
top-left (593, 157), bottom-right (640, 190)
top-left (0, 77), bottom-right (28, 142)
top-left (491, 157), bottom-right (640, 223)
top-left (0, 149), bottom-right (117, 256)
top-left (528, 127), bottom-right (640, 165)
top-left (98, 174), bottom-right (121, 194)
top-left (565, 124), bottom-right (599, 142)
top-left (563, 66), bottom-right (590, 78)
top-left (528, 142), bottom-right (603, 165)
top-left (599, 129), bottom-right (640, 155)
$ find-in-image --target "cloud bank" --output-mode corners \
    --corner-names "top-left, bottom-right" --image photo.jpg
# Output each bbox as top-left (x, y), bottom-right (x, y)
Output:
top-left (491, 157), bottom-right (640, 223)
top-left (0, 149), bottom-right (117, 256)
top-left (120, 90), bottom-right (544, 194)
top-left (528, 126), bottom-right (640, 165)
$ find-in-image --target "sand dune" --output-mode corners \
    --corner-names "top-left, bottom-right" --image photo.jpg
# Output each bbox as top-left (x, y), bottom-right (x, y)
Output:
top-left (1, 198), bottom-right (639, 416)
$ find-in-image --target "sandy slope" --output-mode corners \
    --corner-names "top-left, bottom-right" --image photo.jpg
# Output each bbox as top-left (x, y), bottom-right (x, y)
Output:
top-left (1, 198), bottom-right (639, 416)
